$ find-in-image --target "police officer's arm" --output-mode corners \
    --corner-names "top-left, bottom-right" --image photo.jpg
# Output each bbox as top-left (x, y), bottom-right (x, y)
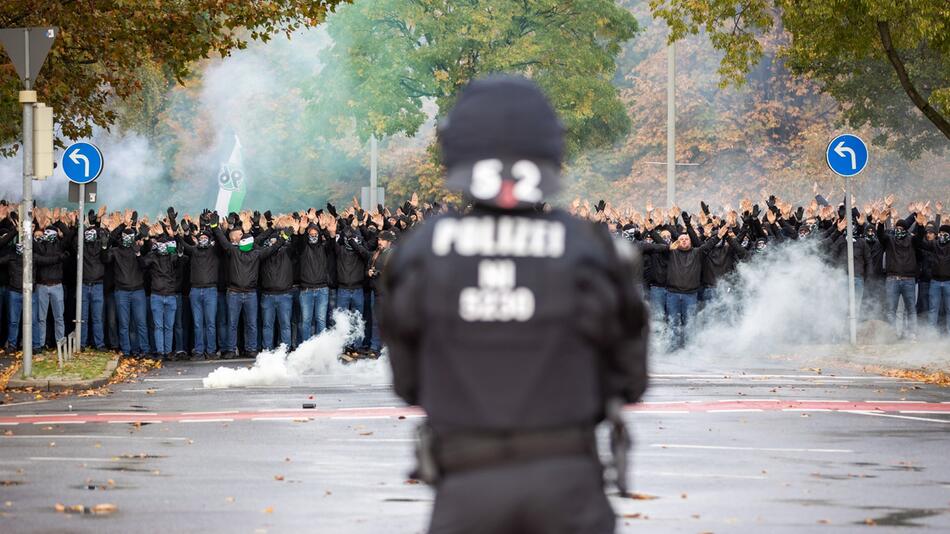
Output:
top-left (601, 237), bottom-right (649, 404)
top-left (380, 233), bottom-right (426, 405)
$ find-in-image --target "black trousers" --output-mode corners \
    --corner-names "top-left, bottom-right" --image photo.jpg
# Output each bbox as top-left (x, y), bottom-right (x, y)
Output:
top-left (428, 455), bottom-right (614, 534)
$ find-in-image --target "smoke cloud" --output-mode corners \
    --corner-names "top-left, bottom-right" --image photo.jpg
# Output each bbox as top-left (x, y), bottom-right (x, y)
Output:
top-left (202, 310), bottom-right (388, 389)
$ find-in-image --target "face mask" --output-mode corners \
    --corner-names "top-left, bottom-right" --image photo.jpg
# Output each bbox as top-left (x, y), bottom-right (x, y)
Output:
top-left (865, 233), bottom-right (877, 244)
top-left (661, 236), bottom-right (671, 245)
top-left (121, 234), bottom-right (135, 248)
top-left (895, 229), bottom-right (908, 239)
top-left (308, 235), bottom-right (320, 244)
top-left (755, 241), bottom-right (767, 251)
top-left (262, 237), bottom-right (277, 248)
top-left (644, 236), bottom-right (654, 244)
top-left (155, 242), bottom-right (169, 256)
top-left (939, 233), bottom-right (950, 245)
top-left (84, 229), bottom-right (97, 242)
top-left (238, 237), bottom-right (254, 252)
top-left (15, 243), bottom-right (23, 255)
top-left (741, 237), bottom-right (750, 248)
top-left (197, 236), bottom-right (212, 248)
top-left (43, 229), bottom-right (58, 242)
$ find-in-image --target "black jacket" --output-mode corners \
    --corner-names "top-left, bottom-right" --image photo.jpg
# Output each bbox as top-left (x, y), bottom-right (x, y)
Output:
top-left (104, 244), bottom-right (146, 291)
top-left (260, 239), bottom-right (295, 293)
top-left (181, 237), bottom-right (220, 288)
top-left (877, 218), bottom-right (919, 278)
top-left (34, 223), bottom-right (70, 285)
top-left (701, 236), bottom-right (746, 287)
top-left (213, 226), bottom-right (284, 291)
top-left (296, 234), bottom-right (335, 289)
top-left (141, 240), bottom-right (182, 295)
top-left (70, 226), bottom-right (110, 284)
top-left (334, 232), bottom-right (372, 289)
top-left (830, 230), bottom-right (873, 280)
top-left (381, 209), bottom-right (648, 434)
top-left (918, 239), bottom-right (950, 281)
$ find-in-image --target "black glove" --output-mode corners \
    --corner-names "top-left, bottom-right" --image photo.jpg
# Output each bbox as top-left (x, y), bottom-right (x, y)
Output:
top-left (752, 204), bottom-right (760, 218)
top-left (356, 209), bottom-right (365, 222)
top-left (326, 203), bottom-right (338, 218)
top-left (264, 210), bottom-right (273, 227)
top-left (700, 201), bottom-right (710, 215)
top-left (167, 206), bottom-right (178, 221)
top-left (681, 211), bottom-right (691, 226)
top-left (767, 195), bottom-right (776, 207)
top-left (377, 204), bottom-right (385, 215)
top-left (199, 210), bottom-right (210, 226)
top-left (596, 200), bottom-right (606, 212)
top-left (88, 209), bottom-right (97, 226)
top-left (208, 211), bottom-right (219, 227)
top-left (227, 212), bottom-right (239, 227)
top-left (9, 209), bottom-right (18, 224)
top-left (131, 210), bottom-right (138, 226)
top-left (795, 206), bottom-right (805, 221)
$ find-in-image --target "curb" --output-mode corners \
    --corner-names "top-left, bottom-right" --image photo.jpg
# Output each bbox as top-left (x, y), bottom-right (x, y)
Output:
top-left (6, 356), bottom-right (120, 391)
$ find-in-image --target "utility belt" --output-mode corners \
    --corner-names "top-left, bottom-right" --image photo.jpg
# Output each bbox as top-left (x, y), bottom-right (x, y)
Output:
top-left (413, 399), bottom-right (631, 493)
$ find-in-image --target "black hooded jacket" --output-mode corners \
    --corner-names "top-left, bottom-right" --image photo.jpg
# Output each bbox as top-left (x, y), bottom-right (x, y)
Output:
top-left (334, 229), bottom-right (372, 289)
top-left (260, 237), bottom-right (295, 293)
top-left (877, 215), bottom-right (919, 278)
top-left (295, 233), bottom-right (335, 289)
top-left (213, 226), bottom-right (285, 291)
top-left (141, 239), bottom-right (182, 295)
top-left (181, 235), bottom-right (221, 288)
top-left (71, 226), bottom-right (110, 284)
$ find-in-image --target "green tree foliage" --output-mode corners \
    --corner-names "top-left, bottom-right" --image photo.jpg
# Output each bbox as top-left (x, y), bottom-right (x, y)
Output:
top-left (648, 0), bottom-right (950, 157)
top-left (0, 0), bottom-right (346, 155)
top-left (309, 0), bottom-right (639, 157)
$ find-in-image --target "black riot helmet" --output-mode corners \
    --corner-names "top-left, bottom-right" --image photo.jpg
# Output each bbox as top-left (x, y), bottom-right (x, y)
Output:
top-left (438, 75), bottom-right (565, 210)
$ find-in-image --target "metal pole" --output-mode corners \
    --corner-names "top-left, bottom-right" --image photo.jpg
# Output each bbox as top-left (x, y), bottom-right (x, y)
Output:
top-left (21, 29), bottom-right (34, 377)
top-left (666, 41), bottom-right (675, 207)
top-left (369, 135), bottom-right (378, 208)
top-left (75, 184), bottom-right (85, 354)
top-left (845, 176), bottom-right (857, 344)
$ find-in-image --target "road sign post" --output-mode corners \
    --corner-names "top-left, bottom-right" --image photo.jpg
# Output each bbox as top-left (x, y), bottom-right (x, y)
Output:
top-left (1, 27), bottom-right (57, 377)
top-left (63, 142), bottom-right (104, 361)
top-left (826, 134), bottom-right (869, 346)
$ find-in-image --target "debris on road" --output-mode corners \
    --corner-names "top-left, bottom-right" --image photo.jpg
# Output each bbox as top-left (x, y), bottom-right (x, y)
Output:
top-left (302, 403), bottom-right (315, 409)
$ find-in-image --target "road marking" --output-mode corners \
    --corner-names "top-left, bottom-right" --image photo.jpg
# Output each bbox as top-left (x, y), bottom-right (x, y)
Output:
top-left (180, 418), bottom-right (233, 423)
top-left (97, 412), bottom-right (158, 416)
top-left (639, 470), bottom-right (767, 480)
top-left (327, 438), bottom-right (414, 442)
top-left (650, 444), bottom-right (854, 453)
top-left (652, 374), bottom-right (901, 380)
top-left (180, 410), bottom-right (240, 415)
top-left (0, 400), bottom-right (51, 409)
top-left (339, 406), bottom-right (396, 411)
top-left (107, 420), bottom-right (163, 424)
top-left (330, 415), bottom-right (391, 420)
top-left (17, 413), bottom-right (77, 418)
top-left (898, 411), bottom-right (950, 414)
top-left (0, 422), bottom-right (19, 426)
top-left (33, 420), bottom-right (86, 425)
top-left (847, 412), bottom-right (950, 424)
top-left (636, 410), bottom-right (690, 414)
top-left (29, 457), bottom-right (117, 462)
top-left (144, 377), bottom-right (204, 382)
top-left (2, 435), bottom-right (189, 441)
top-left (251, 417), bottom-right (299, 422)
top-left (708, 409), bottom-right (763, 413)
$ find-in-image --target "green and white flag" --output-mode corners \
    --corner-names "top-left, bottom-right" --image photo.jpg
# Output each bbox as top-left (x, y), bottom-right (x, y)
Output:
top-left (215, 135), bottom-right (247, 216)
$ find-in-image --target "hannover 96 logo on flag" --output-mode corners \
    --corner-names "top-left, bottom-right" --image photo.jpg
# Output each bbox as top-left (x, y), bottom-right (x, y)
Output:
top-left (215, 135), bottom-right (247, 216)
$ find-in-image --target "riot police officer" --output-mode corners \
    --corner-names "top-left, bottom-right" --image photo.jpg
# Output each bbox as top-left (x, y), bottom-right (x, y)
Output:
top-left (381, 75), bottom-right (649, 534)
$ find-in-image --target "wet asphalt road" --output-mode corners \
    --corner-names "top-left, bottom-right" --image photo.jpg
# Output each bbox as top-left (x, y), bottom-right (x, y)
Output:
top-left (1, 354), bottom-right (949, 533)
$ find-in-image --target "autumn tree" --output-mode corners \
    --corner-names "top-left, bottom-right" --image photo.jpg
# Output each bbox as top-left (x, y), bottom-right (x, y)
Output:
top-left (0, 1), bottom-right (347, 155)
top-left (308, 0), bottom-right (639, 158)
top-left (648, 0), bottom-right (950, 157)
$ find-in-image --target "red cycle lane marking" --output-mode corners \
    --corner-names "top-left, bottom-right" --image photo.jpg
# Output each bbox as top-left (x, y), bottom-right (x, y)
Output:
top-left (2, 401), bottom-right (949, 425)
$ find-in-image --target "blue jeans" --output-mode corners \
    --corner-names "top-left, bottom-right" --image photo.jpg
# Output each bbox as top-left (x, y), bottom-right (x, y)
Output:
top-left (174, 294), bottom-right (186, 352)
top-left (299, 287), bottom-right (330, 341)
top-left (190, 287), bottom-right (218, 354)
top-left (666, 291), bottom-right (699, 344)
top-left (261, 292), bottom-right (293, 350)
top-left (336, 287), bottom-right (364, 345)
top-left (150, 294), bottom-right (177, 354)
top-left (928, 280), bottom-right (950, 334)
top-left (105, 290), bottom-right (118, 349)
top-left (885, 277), bottom-right (917, 334)
top-left (115, 289), bottom-right (148, 355)
top-left (216, 289), bottom-right (229, 350)
top-left (853, 276), bottom-right (865, 319)
top-left (227, 290), bottom-right (258, 353)
top-left (370, 292), bottom-right (383, 351)
top-left (80, 283), bottom-right (105, 349)
top-left (33, 283), bottom-right (65, 348)
top-left (649, 286), bottom-right (667, 320)
top-left (6, 290), bottom-right (24, 348)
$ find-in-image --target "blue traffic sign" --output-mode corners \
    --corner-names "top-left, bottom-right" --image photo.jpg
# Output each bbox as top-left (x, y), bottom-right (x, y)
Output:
top-left (825, 134), bottom-right (868, 177)
top-left (62, 142), bottom-right (103, 184)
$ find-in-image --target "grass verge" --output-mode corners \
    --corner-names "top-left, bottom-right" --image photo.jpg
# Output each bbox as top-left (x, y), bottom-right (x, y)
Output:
top-left (30, 350), bottom-right (116, 381)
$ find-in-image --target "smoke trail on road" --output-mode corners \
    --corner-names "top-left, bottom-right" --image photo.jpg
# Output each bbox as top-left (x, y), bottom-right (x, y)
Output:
top-left (202, 310), bottom-right (387, 388)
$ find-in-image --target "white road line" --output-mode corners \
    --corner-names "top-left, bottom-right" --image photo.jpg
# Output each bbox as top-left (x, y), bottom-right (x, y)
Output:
top-left (401, 414), bottom-right (425, 419)
top-left (635, 410), bottom-right (691, 414)
top-left (638, 470), bottom-right (767, 480)
top-left (898, 411), bottom-right (950, 415)
top-left (180, 418), bottom-right (233, 423)
top-left (97, 412), bottom-right (158, 416)
top-left (33, 421), bottom-right (86, 425)
top-left (650, 444), bottom-right (854, 453)
top-left (29, 457), bottom-right (117, 462)
top-left (3, 435), bottom-right (189, 441)
top-left (326, 438), bottom-right (414, 442)
top-left (179, 410), bottom-right (239, 415)
top-left (864, 400), bottom-right (924, 403)
top-left (338, 406), bottom-right (396, 411)
top-left (852, 412), bottom-right (950, 424)
top-left (17, 413), bottom-right (78, 418)
top-left (0, 422), bottom-right (19, 426)
top-left (107, 420), bottom-right (163, 424)
top-left (652, 374), bottom-right (899, 380)
top-left (251, 417), bottom-right (299, 422)
top-left (782, 408), bottom-right (831, 412)
top-left (708, 409), bottom-right (763, 413)
top-left (642, 401), bottom-right (689, 405)
top-left (330, 415), bottom-right (391, 420)
top-left (143, 378), bottom-right (203, 382)
top-left (796, 400), bottom-right (849, 403)
top-left (0, 400), bottom-right (52, 409)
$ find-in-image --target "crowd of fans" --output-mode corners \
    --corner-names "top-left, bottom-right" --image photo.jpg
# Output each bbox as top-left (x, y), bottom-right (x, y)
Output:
top-left (0, 189), bottom-right (947, 361)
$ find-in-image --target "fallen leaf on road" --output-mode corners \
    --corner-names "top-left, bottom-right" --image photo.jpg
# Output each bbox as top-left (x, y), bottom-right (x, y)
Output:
top-left (107, 479), bottom-right (115, 486)
top-left (622, 513), bottom-right (642, 519)
top-left (284, 457), bottom-right (291, 462)
top-left (54, 503), bottom-right (65, 513)
top-left (274, 475), bottom-right (284, 481)
top-left (628, 492), bottom-right (658, 500)
top-left (865, 518), bottom-right (876, 526)
top-left (225, 496), bottom-right (235, 503)
top-left (404, 479), bottom-right (421, 485)
top-left (359, 432), bottom-right (373, 436)
top-left (817, 519), bottom-right (830, 524)
top-left (3, 430), bottom-right (12, 436)
top-left (92, 503), bottom-right (117, 515)
top-left (680, 493), bottom-right (687, 499)
top-left (264, 506), bottom-right (274, 514)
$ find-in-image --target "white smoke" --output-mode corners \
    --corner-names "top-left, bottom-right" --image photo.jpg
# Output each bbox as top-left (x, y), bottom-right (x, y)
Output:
top-left (202, 310), bottom-right (388, 388)
top-left (654, 239), bottom-right (851, 359)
